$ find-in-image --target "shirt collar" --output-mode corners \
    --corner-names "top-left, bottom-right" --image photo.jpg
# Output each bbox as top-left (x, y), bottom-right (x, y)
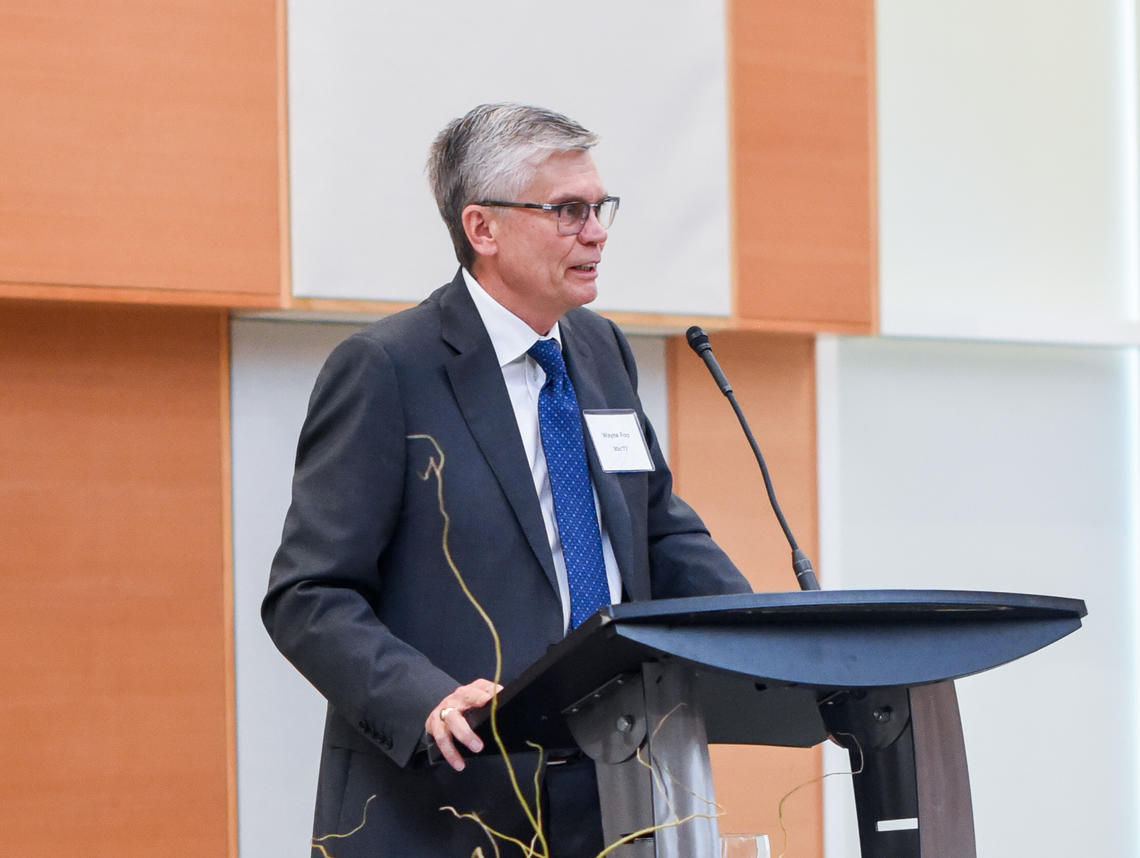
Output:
top-left (462, 267), bottom-right (562, 367)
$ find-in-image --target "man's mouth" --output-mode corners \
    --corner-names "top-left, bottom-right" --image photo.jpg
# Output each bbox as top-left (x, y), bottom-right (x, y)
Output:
top-left (570, 263), bottom-right (597, 272)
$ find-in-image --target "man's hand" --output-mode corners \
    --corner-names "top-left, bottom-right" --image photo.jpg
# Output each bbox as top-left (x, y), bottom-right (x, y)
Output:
top-left (425, 678), bottom-right (503, 771)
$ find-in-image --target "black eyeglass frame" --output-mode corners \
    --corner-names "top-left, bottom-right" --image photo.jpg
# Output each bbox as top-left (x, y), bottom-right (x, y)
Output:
top-left (475, 196), bottom-right (620, 235)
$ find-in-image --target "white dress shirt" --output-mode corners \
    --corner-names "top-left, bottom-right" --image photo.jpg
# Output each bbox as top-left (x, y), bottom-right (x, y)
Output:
top-left (462, 268), bottom-right (622, 630)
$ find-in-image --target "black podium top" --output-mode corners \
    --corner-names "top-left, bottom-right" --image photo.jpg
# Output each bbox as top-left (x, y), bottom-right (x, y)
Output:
top-left (472, 590), bottom-right (1086, 752)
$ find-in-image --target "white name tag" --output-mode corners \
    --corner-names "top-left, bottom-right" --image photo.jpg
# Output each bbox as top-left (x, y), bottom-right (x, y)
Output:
top-left (582, 409), bottom-right (655, 473)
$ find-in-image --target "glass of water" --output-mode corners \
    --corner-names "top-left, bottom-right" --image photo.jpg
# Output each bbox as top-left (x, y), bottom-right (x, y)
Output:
top-left (720, 833), bottom-right (771, 858)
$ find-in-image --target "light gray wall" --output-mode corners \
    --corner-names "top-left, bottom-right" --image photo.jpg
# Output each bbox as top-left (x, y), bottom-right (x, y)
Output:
top-left (815, 2), bottom-right (1140, 854)
top-left (876, 0), bottom-right (1138, 339)
top-left (286, 0), bottom-right (732, 316)
top-left (231, 321), bottom-right (347, 858)
top-left (817, 337), bottom-right (1138, 857)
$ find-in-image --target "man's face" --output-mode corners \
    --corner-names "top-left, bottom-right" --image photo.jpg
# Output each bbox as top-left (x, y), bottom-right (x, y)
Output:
top-left (485, 150), bottom-right (609, 333)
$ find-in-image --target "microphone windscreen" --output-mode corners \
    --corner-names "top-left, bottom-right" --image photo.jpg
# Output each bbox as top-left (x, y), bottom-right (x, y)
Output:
top-left (686, 325), bottom-right (710, 353)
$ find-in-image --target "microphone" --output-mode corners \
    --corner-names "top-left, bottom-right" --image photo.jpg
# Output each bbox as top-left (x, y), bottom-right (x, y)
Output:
top-left (685, 326), bottom-right (732, 395)
top-left (685, 326), bottom-right (820, 591)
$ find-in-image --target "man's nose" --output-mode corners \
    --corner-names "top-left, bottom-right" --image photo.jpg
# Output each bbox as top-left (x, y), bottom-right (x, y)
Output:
top-left (578, 208), bottom-right (607, 243)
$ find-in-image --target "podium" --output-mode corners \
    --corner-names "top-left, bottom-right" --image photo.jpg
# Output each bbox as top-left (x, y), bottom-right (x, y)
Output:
top-left (470, 590), bottom-right (1086, 858)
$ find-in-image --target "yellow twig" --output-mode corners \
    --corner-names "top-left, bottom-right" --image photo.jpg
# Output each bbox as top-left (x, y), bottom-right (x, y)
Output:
top-left (527, 741), bottom-right (546, 846)
top-left (775, 732), bottom-right (865, 858)
top-left (638, 703), bottom-right (724, 821)
top-left (440, 805), bottom-right (536, 857)
top-left (593, 810), bottom-right (724, 858)
top-left (409, 434), bottom-right (550, 856)
top-left (310, 794), bottom-right (377, 858)
top-left (410, 434), bottom-right (721, 857)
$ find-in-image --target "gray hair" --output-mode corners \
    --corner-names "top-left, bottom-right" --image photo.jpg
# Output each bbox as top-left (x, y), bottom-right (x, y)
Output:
top-left (427, 103), bottom-right (599, 269)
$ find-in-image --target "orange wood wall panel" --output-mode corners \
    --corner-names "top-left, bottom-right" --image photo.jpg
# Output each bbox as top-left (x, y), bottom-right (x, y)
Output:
top-left (729, 0), bottom-right (876, 331)
top-left (0, 303), bottom-right (232, 856)
top-left (0, 3), bottom-right (284, 302)
top-left (668, 331), bottom-right (822, 854)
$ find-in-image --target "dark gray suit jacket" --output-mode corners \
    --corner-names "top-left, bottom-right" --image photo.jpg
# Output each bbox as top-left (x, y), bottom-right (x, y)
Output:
top-left (263, 271), bottom-right (749, 855)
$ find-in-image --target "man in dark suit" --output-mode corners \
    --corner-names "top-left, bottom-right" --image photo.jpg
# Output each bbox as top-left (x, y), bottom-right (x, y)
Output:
top-left (263, 103), bottom-right (750, 857)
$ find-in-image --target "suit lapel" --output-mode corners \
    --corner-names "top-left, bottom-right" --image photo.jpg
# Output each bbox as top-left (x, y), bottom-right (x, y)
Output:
top-left (559, 315), bottom-right (637, 597)
top-left (438, 276), bottom-right (560, 597)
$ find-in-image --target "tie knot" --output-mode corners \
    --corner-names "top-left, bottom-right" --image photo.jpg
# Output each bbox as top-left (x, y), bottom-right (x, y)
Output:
top-left (527, 338), bottom-right (565, 380)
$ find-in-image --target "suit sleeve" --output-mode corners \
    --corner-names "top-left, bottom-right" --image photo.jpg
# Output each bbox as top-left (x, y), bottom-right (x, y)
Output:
top-left (262, 333), bottom-right (459, 767)
top-left (609, 321), bottom-right (752, 599)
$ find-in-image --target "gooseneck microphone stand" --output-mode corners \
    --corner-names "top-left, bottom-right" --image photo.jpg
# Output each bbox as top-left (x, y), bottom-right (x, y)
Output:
top-left (685, 325), bottom-right (820, 591)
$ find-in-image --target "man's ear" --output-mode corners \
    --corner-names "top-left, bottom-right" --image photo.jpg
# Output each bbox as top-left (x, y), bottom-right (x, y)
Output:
top-left (461, 204), bottom-right (499, 259)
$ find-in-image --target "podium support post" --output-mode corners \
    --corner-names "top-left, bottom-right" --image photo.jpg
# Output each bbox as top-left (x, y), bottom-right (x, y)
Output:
top-left (566, 661), bottom-right (721, 857)
top-left (821, 680), bottom-right (976, 857)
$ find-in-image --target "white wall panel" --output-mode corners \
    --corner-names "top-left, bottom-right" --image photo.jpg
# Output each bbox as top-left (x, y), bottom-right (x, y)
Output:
top-left (231, 319), bottom-right (670, 856)
top-left (231, 320), bottom-right (351, 858)
top-left (287, 1), bottom-right (731, 316)
top-left (819, 336), bottom-right (1138, 857)
top-left (876, 0), bottom-right (1139, 338)
top-left (628, 334), bottom-right (669, 461)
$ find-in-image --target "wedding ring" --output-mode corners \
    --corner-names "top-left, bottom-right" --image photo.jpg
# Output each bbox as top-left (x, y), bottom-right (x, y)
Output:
top-left (439, 707), bottom-right (455, 722)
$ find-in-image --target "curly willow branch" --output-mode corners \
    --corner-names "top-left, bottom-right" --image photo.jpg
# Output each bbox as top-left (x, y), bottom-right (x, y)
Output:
top-left (313, 435), bottom-right (721, 858)
top-left (774, 731), bottom-right (866, 858)
top-left (310, 794), bottom-right (376, 857)
top-left (637, 702), bottom-right (724, 825)
top-left (408, 433), bottom-right (549, 857)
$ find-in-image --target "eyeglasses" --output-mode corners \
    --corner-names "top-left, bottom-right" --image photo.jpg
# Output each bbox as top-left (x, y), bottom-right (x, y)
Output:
top-left (476, 196), bottom-right (620, 235)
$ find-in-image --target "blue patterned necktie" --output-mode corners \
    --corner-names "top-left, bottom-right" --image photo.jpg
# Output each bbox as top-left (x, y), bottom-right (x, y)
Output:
top-left (528, 338), bottom-right (610, 628)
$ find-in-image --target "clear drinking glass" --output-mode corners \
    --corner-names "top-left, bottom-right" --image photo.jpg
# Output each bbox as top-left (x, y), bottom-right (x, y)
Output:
top-left (719, 833), bottom-right (771, 858)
